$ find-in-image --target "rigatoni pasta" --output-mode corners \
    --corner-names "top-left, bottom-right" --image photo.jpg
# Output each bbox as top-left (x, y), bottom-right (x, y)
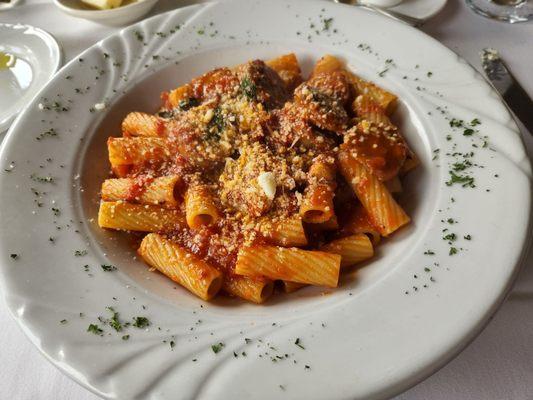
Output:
top-left (101, 175), bottom-right (180, 207)
top-left (139, 233), bottom-right (222, 301)
top-left (98, 201), bottom-right (185, 232)
top-left (122, 112), bottom-right (166, 137)
top-left (223, 275), bottom-right (274, 304)
top-left (300, 157), bottom-right (336, 223)
top-left (184, 184), bottom-right (220, 229)
top-left (320, 234), bottom-right (374, 268)
top-left (337, 151), bottom-right (410, 236)
top-left (98, 53), bottom-right (418, 303)
top-left (256, 215), bottom-right (308, 247)
top-left (235, 246), bottom-right (341, 288)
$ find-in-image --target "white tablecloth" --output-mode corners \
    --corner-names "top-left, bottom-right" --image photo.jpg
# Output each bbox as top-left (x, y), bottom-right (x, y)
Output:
top-left (1, 1), bottom-right (533, 399)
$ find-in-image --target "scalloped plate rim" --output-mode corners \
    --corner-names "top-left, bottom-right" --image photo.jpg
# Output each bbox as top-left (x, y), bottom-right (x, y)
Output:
top-left (0, 1), bottom-right (531, 399)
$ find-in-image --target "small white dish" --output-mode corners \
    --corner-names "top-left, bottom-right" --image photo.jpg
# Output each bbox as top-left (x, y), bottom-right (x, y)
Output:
top-left (53, 0), bottom-right (159, 26)
top-left (390, 0), bottom-right (447, 20)
top-left (0, 0), bottom-right (23, 10)
top-left (0, 23), bottom-right (62, 134)
top-left (362, 0), bottom-right (404, 8)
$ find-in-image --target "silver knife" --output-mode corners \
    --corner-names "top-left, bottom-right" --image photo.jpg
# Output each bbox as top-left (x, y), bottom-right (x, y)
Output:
top-left (481, 48), bottom-right (533, 133)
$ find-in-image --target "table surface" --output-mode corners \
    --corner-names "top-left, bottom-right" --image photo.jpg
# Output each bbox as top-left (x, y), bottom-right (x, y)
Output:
top-left (1, 1), bottom-right (533, 399)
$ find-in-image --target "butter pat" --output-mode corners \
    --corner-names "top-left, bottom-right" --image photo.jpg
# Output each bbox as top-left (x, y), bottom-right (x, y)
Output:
top-left (258, 172), bottom-right (276, 200)
top-left (81, 0), bottom-right (124, 10)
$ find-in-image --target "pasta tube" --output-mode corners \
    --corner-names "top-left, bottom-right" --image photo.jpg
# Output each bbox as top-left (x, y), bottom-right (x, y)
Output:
top-left (139, 233), bottom-right (222, 301)
top-left (98, 201), bottom-right (184, 232)
top-left (338, 149), bottom-right (410, 236)
top-left (320, 234), bottom-right (374, 267)
top-left (101, 175), bottom-right (180, 207)
top-left (235, 245), bottom-right (341, 287)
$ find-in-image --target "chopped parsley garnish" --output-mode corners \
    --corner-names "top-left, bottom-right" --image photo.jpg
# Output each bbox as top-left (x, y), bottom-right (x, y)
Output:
top-left (60, 319), bottom-right (67, 324)
top-left (449, 247), bottom-right (458, 255)
top-left (464, 234), bottom-right (472, 240)
top-left (170, 340), bottom-right (175, 349)
top-left (157, 110), bottom-right (174, 118)
top-left (10, 253), bottom-right (19, 260)
top-left (122, 335), bottom-right (130, 340)
top-left (101, 264), bottom-right (117, 272)
top-left (87, 323), bottom-right (103, 335)
top-left (211, 342), bottom-right (225, 353)
top-left (205, 107), bottom-right (225, 140)
top-left (30, 173), bottom-right (54, 183)
top-left (446, 171), bottom-right (475, 188)
top-left (107, 307), bottom-right (122, 332)
top-left (74, 250), bottom-right (87, 257)
top-left (177, 97), bottom-right (199, 111)
top-left (240, 76), bottom-right (257, 101)
top-left (424, 250), bottom-right (435, 255)
top-left (443, 233), bottom-right (457, 242)
top-left (134, 30), bottom-right (144, 42)
top-left (36, 128), bottom-right (58, 141)
top-left (470, 118), bottom-right (481, 126)
top-left (294, 338), bottom-right (305, 349)
top-left (49, 101), bottom-right (69, 112)
top-left (322, 17), bottom-right (333, 31)
top-left (449, 118), bottom-right (464, 128)
top-left (132, 316), bottom-right (150, 328)
top-left (463, 128), bottom-right (474, 136)
top-left (452, 161), bottom-right (472, 172)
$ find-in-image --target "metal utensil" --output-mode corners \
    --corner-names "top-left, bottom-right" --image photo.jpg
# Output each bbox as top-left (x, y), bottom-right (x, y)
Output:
top-left (481, 48), bottom-right (533, 133)
top-left (332, 0), bottom-right (425, 27)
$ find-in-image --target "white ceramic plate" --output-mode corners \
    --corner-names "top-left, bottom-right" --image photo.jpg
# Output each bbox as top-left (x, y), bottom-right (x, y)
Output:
top-left (0, 23), bottom-right (62, 133)
top-left (0, 1), bottom-right (530, 399)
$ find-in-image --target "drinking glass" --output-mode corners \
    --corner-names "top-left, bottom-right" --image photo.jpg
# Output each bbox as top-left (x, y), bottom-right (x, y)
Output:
top-left (466, 0), bottom-right (533, 23)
